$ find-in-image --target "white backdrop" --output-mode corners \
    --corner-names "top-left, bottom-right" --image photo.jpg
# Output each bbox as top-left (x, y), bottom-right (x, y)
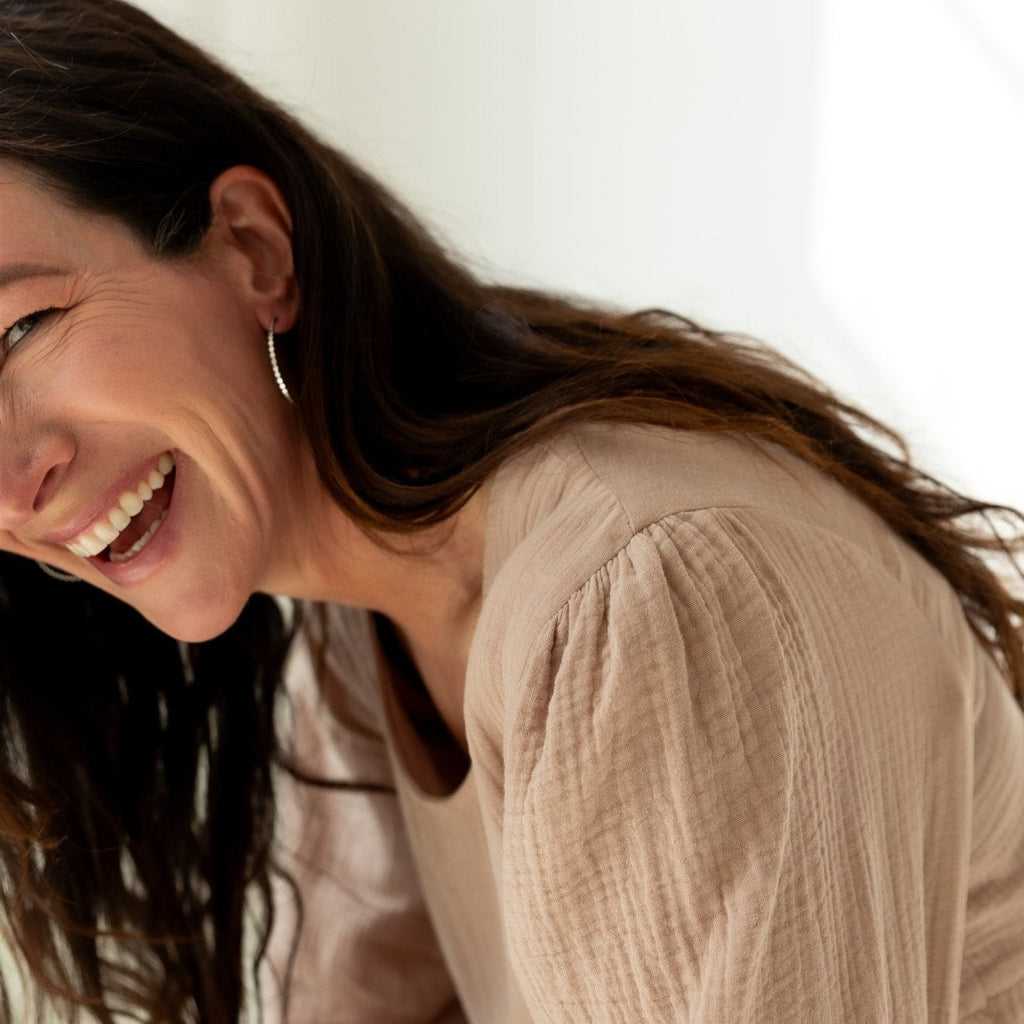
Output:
top-left (139, 0), bottom-right (1024, 509)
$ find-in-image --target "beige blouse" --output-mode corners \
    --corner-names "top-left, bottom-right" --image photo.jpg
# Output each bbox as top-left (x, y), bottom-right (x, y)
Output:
top-left (265, 424), bottom-right (1024, 1023)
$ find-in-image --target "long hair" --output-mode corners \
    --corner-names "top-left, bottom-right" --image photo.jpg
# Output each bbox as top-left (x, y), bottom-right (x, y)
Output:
top-left (0, 0), bottom-right (1021, 1020)
top-left (0, 552), bottom-right (292, 1023)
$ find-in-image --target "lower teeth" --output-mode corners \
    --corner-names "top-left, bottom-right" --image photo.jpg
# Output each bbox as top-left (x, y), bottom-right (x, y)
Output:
top-left (108, 510), bottom-right (169, 564)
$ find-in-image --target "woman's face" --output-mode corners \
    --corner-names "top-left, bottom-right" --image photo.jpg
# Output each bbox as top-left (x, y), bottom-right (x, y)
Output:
top-left (0, 165), bottom-right (307, 640)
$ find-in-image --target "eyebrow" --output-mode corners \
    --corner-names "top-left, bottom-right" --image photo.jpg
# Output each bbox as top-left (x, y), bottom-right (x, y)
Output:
top-left (0, 263), bottom-right (71, 291)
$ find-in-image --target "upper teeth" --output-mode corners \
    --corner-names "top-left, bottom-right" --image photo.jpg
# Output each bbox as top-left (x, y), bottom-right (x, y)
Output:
top-left (67, 453), bottom-right (175, 558)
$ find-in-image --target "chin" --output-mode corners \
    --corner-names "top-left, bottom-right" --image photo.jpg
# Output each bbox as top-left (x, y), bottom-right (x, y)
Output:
top-left (139, 591), bottom-right (251, 644)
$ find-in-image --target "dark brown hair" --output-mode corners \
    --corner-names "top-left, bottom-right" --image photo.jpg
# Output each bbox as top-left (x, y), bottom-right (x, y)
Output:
top-left (0, 554), bottom-right (291, 1022)
top-left (0, 0), bottom-right (1021, 1021)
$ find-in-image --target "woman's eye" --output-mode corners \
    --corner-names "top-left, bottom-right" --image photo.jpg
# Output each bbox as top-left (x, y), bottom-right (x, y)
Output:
top-left (2, 309), bottom-right (53, 350)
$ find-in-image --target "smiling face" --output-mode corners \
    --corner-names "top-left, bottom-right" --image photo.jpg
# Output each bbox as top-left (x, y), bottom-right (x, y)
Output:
top-left (0, 163), bottom-right (314, 640)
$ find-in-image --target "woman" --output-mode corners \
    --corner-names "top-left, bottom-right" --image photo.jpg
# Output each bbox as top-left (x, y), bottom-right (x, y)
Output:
top-left (0, 1), bottom-right (1021, 1021)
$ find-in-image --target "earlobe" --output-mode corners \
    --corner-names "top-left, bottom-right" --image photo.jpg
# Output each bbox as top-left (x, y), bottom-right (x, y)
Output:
top-left (206, 165), bottom-right (299, 331)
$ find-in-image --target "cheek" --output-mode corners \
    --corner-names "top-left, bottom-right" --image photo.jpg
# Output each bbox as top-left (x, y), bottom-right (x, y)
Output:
top-left (20, 312), bottom-right (176, 416)
top-left (160, 269), bottom-right (272, 402)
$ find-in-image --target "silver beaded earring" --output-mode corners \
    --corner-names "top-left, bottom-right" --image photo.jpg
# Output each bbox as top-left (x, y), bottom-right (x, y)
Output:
top-left (37, 561), bottom-right (81, 583)
top-left (267, 318), bottom-right (293, 403)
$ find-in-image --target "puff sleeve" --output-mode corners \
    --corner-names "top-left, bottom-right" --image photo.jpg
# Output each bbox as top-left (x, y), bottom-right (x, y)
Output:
top-left (496, 508), bottom-right (974, 1022)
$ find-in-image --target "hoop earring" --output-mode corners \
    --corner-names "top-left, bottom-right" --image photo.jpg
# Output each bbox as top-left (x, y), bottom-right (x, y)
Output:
top-left (37, 561), bottom-right (81, 583)
top-left (267, 318), bottom-right (294, 403)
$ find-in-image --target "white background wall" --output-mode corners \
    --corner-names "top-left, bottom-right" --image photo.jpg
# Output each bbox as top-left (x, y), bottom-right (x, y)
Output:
top-left (139, 0), bottom-right (1024, 509)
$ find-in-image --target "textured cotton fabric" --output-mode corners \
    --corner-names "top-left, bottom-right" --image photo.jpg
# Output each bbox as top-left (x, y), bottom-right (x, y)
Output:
top-left (268, 424), bottom-right (1024, 1022)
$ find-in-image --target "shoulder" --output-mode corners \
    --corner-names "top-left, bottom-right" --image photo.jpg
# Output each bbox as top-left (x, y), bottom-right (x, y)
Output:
top-left (477, 421), bottom-right (943, 646)
top-left (466, 422), bottom-right (975, 767)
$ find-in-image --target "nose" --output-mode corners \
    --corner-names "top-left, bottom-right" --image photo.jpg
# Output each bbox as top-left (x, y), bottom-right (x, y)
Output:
top-left (0, 429), bottom-right (75, 531)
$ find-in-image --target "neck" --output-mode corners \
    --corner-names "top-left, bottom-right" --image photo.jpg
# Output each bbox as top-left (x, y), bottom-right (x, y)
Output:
top-left (264, 471), bottom-right (491, 745)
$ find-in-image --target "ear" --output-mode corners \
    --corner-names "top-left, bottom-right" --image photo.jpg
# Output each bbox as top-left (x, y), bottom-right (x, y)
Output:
top-left (204, 165), bottom-right (299, 332)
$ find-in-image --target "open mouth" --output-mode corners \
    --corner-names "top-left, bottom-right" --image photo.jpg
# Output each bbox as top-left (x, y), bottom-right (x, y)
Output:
top-left (66, 453), bottom-right (176, 564)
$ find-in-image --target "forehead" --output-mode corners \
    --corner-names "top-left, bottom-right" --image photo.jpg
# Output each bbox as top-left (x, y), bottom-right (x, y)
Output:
top-left (0, 162), bottom-right (140, 271)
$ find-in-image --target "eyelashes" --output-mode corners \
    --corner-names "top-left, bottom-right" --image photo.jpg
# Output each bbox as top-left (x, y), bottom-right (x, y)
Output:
top-left (1, 308), bottom-right (56, 352)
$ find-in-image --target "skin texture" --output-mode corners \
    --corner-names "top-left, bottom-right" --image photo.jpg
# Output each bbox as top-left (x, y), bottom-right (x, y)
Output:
top-left (0, 163), bottom-right (484, 744)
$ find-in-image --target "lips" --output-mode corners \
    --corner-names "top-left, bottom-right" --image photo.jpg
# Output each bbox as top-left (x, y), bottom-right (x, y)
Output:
top-left (65, 452), bottom-right (176, 563)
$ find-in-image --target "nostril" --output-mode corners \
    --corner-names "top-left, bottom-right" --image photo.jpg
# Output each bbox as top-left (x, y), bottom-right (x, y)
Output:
top-left (32, 464), bottom-right (62, 513)
top-left (2, 433), bottom-right (75, 522)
